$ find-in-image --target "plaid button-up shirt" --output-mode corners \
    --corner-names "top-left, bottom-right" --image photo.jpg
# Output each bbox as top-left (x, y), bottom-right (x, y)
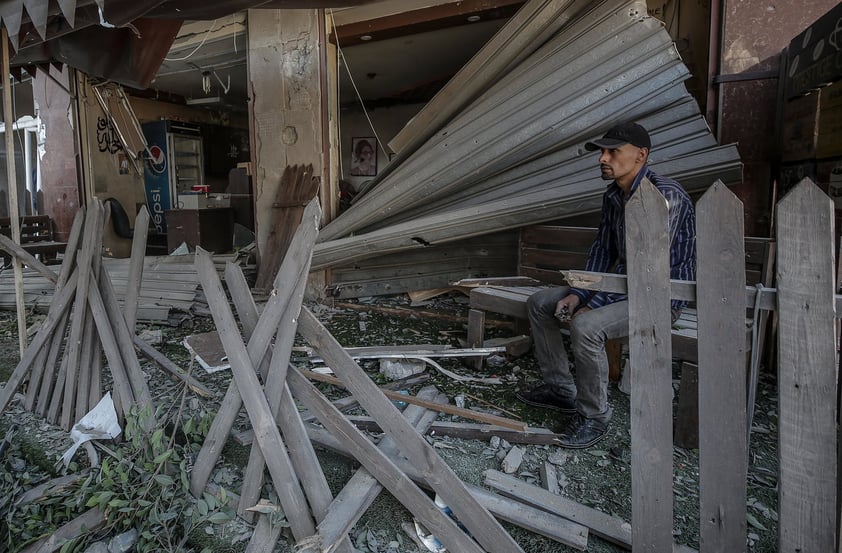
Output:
top-left (569, 165), bottom-right (696, 311)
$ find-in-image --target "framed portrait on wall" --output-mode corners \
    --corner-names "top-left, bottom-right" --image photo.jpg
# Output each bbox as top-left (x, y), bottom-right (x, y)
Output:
top-left (350, 137), bottom-right (377, 177)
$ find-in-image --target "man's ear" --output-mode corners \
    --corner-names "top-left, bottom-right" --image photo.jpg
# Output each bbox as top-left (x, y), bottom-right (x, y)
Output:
top-left (637, 147), bottom-right (649, 163)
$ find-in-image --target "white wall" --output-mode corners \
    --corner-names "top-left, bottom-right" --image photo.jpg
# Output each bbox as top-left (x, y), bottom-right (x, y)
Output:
top-left (339, 103), bottom-right (425, 193)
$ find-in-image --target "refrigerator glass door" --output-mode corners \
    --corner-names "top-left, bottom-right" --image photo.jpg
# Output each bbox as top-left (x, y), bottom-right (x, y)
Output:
top-left (169, 134), bottom-right (204, 200)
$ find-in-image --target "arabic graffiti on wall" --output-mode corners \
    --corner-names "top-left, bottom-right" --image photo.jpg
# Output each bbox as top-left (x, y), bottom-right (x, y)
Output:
top-left (97, 116), bottom-right (123, 154)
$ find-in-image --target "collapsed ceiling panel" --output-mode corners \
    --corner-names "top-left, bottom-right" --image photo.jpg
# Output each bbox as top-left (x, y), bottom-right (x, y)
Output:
top-left (314, 0), bottom-right (742, 277)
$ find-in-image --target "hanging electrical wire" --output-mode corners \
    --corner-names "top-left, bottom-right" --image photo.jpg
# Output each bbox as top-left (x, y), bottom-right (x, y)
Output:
top-left (165, 20), bottom-right (218, 62)
top-left (328, 9), bottom-right (389, 162)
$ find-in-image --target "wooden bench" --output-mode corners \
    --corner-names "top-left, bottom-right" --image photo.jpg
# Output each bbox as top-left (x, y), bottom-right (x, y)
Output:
top-left (465, 225), bottom-right (775, 375)
top-left (0, 215), bottom-right (68, 265)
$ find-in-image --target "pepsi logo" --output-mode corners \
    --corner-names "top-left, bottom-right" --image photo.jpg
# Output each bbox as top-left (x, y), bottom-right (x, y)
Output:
top-left (147, 145), bottom-right (167, 174)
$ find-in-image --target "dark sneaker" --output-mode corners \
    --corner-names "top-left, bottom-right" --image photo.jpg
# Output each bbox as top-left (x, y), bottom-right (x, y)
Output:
top-left (558, 414), bottom-right (608, 449)
top-left (516, 384), bottom-right (576, 413)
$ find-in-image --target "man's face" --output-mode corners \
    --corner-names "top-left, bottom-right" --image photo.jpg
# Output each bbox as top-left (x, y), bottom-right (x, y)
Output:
top-left (597, 143), bottom-right (646, 185)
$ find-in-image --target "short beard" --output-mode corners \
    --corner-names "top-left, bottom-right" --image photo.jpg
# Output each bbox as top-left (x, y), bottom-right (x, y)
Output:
top-left (599, 166), bottom-right (613, 181)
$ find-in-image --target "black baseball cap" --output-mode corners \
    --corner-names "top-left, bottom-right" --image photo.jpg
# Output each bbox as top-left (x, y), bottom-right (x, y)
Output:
top-left (584, 122), bottom-right (651, 151)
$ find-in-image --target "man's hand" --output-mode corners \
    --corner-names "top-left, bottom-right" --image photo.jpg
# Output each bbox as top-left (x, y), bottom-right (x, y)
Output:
top-left (554, 295), bottom-right (580, 322)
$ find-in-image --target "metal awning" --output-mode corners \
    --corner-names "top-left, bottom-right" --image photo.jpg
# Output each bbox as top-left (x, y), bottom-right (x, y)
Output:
top-left (0, 0), bottom-right (378, 87)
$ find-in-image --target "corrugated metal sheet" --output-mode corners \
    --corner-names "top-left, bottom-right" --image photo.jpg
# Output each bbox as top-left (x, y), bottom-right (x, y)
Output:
top-left (320, 0), bottom-right (690, 242)
top-left (329, 231), bottom-right (518, 299)
top-left (315, 0), bottom-right (742, 295)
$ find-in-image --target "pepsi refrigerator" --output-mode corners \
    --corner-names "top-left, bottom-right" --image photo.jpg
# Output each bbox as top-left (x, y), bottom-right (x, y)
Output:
top-left (142, 120), bottom-right (204, 233)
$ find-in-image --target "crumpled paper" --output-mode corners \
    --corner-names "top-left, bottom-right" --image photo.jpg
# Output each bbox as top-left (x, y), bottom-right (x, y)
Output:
top-left (61, 392), bottom-right (122, 466)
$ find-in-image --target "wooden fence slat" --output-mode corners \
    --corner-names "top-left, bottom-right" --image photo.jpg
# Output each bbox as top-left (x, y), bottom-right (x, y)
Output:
top-left (188, 198), bottom-right (320, 499)
top-left (0, 270), bottom-right (79, 415)
top-left (696, 181), bottom-right (747, 552)
top-left (27, 208), bottom-right (84, 413)
top-left (194, 249), bottom-right (318, 542)
top-left (225, 201), bottom-right (356, 553)
top-left (316, 387), bottom-right (441, 547)
top-left (285, 365), bottom-right (491, 553)
top-left (298, 307), bottom-right (525, 553)
top-left (624, 177), bottom-right (673, 552)
top-left (775, 178), bottom-right (837, 552)
top-left (239, 203), bottom-right (332, 529)
top-left (303, 418), bottom-right (590, 549)
top-left (123, 206), bottom-right (150, 336)
top-left (59, 201), bottom-right (103, 429)
top-left (76, 206), bottom-right (106, 422)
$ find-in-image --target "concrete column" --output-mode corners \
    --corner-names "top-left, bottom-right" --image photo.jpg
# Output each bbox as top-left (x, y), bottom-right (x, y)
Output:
top-left (247, 8), bottom-right (327, 262)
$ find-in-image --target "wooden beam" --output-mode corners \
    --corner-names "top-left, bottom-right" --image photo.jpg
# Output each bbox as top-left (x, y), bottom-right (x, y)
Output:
top-left (0, 270), bottom-right (79, 416)
top-left (2, 26), bottom-right (26, 356)
top-left (188, 198), bottom-right (320, 499)
top-left (303, 419), bottom-right (590, 550)
top-left (286, 365), bottom-right (490, 553)
top-left (195, 249), bottom-right (318, 541)
top-left (317, 387), bottom-right (443, 548)
top-left (301, 369), bottom-right (527, 431)
top-left (298, 307), bottom-right (525, 553)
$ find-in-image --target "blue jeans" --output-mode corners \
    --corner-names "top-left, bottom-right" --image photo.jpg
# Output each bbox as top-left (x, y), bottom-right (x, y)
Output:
top-left (526, 287), bottom-right (630, 423)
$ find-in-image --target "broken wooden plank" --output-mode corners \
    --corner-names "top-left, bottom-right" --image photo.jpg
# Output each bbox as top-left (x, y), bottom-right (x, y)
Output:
top-left (245, 510), bottom-right (285, 553)
top-left (0, 270), bottom-right (79, 416)
top-left (254, 164), bottom-right (319, 290)
top-left (226, 202), bottom-right (353, 553)
top-left (132, 336), bottom-right (213, 398)
top-left (317, 387), bottom-right (443, 547)
top-left (0, 233), bottom-right (58, 284)
top-left (60, 202), bottom-right (103, 429)
top-left (301, 369), bottom-right (526, 431)
top-left (123, 205), bottom-right (150, 336)
top-left (297, 307), bottom-right (525, 553)
top-left (27, 203), bottom-right (83, 414)
top-left (96, 269), bottom-right (155, 420)
top-left (540, 461), bottom-right (559, 495)
top-left (303, 417), bottom-right (590, 550)
top-left (322, 417), bottom-right (563, 446)
top-left (15, 474), bottom-right (86, 507)
top-left (286, 365), bottom-right (489, 553)
top-left (307, 344), bottom-right (507, 362)
top-left (188, 198), bottom-right (320, 500)
top-left (78, 273), bottom-right (136, 422)
top-left (76, 211), bottom-right (106, 422)
top-left (19, 507), bottom-right (106, 553)
top-left (485, 469), bottom-right (630, 547)
top-left (194, 249), bottom-right (317, 542)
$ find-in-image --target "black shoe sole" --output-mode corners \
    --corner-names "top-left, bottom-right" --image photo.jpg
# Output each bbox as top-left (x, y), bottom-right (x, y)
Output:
top-left (558, 428), bottom-right (608, 449)
top-left (515, 392), bottom-right (576, 414)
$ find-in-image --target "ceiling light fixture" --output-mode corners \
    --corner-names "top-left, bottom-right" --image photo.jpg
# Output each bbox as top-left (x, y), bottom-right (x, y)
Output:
top-left (360, 35), bottom-right (373, 41)
top-left (186, 97), bottom-right (222, 106)
top-left (467, 15), bottom-right (481, 22)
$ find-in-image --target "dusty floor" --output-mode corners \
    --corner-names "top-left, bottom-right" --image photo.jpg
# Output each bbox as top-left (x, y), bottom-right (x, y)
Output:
top-left (0, 292), bottom-right (780, 552)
